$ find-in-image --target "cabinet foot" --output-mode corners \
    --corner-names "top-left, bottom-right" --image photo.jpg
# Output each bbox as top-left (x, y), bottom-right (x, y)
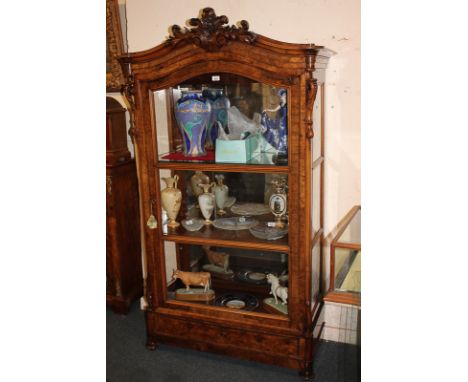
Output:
top-left (299, 365), bottom-right (314, 380)
top-left (146, 338), bottom-right (158, 351)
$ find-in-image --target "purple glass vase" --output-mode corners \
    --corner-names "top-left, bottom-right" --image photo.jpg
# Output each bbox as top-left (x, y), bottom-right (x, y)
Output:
top-left (174, 91), bottom-right (212, 157)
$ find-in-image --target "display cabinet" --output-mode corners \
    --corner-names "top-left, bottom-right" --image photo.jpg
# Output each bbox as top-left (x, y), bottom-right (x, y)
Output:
top-left (324, 205), bottom-right (361, 306)
top-left (120, 8), bottom-right (332, 378)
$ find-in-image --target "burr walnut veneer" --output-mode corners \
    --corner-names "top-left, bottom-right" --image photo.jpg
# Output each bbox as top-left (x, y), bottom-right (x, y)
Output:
top-left (119, 8), bottom-right (331, 379)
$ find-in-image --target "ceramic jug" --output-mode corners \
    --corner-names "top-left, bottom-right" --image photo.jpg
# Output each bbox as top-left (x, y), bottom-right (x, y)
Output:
top-left (161, 175), bottom-right (182, 228)
top-left (213, 174), bottom-right (229, 215)
top-left (198, 182), bottom-right (216, 225)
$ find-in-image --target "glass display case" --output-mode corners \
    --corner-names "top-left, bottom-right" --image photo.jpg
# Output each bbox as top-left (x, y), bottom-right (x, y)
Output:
top-left (120, 7), bottom-right (332, 379)
top-left (325, 206), bottom-right (361, 306)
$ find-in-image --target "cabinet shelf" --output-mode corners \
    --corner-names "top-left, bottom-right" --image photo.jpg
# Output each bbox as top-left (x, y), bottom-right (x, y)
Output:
top-left (156, 159), bottom-right (289, 174)
top-left (162, 226), bottom-right (289, 253)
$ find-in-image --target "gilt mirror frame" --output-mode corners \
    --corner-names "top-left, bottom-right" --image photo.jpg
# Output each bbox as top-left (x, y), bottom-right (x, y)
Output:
top-left (106, 0), bottom-right (125, 91)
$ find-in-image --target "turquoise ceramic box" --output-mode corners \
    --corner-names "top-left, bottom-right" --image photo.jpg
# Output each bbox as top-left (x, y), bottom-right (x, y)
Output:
top-left (215, 134), bottom-right (260, 163)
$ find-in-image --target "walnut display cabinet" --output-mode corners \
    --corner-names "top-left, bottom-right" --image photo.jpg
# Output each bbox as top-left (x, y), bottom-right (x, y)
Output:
top-left (120, 8), bottom-right (332, 379)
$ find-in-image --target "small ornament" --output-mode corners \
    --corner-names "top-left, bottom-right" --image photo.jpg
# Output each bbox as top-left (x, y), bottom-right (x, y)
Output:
top-left (172, 269), bottom-right (215, 301)
top-left (146, 199), bottom-right (158, 230)
top-left (269, 179), bottom-right (287, 228)
top-left (202, 246), bottom-right (233, 279)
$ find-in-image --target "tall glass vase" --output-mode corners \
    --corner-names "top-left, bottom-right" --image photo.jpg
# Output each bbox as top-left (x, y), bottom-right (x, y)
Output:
top-left (202, 89), bottom-right (230, 149)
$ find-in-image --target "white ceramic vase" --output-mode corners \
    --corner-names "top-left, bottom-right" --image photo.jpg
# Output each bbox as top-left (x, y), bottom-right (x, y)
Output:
top-left (161, 175), bottom-right (182, 228)
top-left (198, 182), bottom-right (216, 225)
top-left (213, 174), bottom-right (229, 215)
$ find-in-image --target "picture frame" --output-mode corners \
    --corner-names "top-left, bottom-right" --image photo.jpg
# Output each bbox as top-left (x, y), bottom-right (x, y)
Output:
top-left (106, 0), bottom-right (125, 92)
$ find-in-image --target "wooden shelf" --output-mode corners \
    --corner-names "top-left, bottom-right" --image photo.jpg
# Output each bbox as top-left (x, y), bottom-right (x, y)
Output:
top-left (156, 161), bottom-right (289, 174)
top-left (162, 225), bottom-right (289, 253)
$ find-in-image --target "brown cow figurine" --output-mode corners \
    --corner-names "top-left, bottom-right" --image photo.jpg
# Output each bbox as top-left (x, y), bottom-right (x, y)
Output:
top-left (172, 269), bottom-right (211, 292)
top-left (202, 246), bottom-right (230, 273)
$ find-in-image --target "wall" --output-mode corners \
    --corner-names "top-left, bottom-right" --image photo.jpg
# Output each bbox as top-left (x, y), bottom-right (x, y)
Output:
top-left (125, 0), bottom-right (361, 238)
top-left (122, 0), bottom-right (361, 327)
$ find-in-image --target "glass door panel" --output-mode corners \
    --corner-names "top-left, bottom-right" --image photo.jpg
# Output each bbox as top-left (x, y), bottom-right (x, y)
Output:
top-left (152, 73), bottom-right (289, 166)
top-left (312, 166), bottom-right (321, 235)
top-left (158, 169), bottom-right (289, 247)
top-left (165, 241), bottom-right (289, 316)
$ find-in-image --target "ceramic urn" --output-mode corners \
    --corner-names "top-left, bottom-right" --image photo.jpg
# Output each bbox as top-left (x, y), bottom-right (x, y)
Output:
top-left (213, 174), bottom-right (229, 215)
top-left (161, 175), bottom-right (182, 228)
top-left (269, 179), bottom-right (287, 228)
top-left (198, 182), bottom-right (216, 225)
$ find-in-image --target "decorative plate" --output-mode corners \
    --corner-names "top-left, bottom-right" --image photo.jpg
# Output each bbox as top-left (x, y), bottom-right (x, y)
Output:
top-left (181, 218), bottom-right (204, 231)
top-left (249, 223), bottom-right (288, 240)
top-left (230, 203), bottom-right (270, 216)
top-left (235, 269), bottom-right (271, 285)
top-left (212, 216), bottom-right (258, 230)
top-left (214, 293), bottom-right (259, 311)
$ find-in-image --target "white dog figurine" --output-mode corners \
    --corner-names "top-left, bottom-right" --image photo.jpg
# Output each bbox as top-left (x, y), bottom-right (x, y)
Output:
top-left (266, 274), bottom-right (288, 305)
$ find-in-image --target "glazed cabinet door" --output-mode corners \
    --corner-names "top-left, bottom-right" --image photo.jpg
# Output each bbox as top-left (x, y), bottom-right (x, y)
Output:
top-left (144, 71), bottom-right (305, 328)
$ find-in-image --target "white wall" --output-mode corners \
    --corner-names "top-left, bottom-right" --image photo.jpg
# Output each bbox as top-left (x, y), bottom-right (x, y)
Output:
top-left (125, 0), bottom-right (361, 237)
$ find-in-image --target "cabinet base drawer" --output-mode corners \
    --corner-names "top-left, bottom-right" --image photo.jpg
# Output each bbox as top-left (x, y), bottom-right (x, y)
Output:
top-left (149, 314), bottom-right (305, 370)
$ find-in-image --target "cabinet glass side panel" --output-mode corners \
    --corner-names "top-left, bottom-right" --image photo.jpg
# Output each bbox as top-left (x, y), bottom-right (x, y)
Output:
top-left (312, 166), bottom-right (321, 235)
top-left (312, 85), bottom-right (322, 161)
top-left (164, 241), bottom-right (289, 317)
top-left (152, 73), bottom-right (289, 166)
top-left (311, 243), bottom-right (320, 306)
top-left (158, 169), bottom-right (289, 247)
top-left (334, 248), bottom-right (361, 294)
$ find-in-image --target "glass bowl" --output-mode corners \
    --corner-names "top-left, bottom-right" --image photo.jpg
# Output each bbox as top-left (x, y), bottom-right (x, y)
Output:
top-left (249, 223), bottom-right (288, 240)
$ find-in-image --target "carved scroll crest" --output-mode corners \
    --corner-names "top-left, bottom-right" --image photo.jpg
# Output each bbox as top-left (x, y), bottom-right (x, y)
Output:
top-left (166, 7), bottom-right (257, 52)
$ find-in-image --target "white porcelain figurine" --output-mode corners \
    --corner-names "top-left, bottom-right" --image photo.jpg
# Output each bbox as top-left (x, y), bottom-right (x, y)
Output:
top-left (266, 273), bottom-right (288, 305)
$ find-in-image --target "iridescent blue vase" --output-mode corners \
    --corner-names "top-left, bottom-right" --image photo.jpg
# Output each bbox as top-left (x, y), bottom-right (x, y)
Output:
top-left (174, 91), bottom-right (212, 157)
top-left (202, 89), bottom-right (230, 149)
top-left (261, 89), bottom-right (288, 154)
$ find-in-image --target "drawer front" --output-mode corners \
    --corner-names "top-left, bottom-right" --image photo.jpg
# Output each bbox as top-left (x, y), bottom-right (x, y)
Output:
top-left (154, 315), bottom-right (299, 355)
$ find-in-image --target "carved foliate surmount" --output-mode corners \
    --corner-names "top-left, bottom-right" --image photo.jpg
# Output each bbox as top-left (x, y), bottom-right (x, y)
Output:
top-left (166, 7), bottom-right (257, 52)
